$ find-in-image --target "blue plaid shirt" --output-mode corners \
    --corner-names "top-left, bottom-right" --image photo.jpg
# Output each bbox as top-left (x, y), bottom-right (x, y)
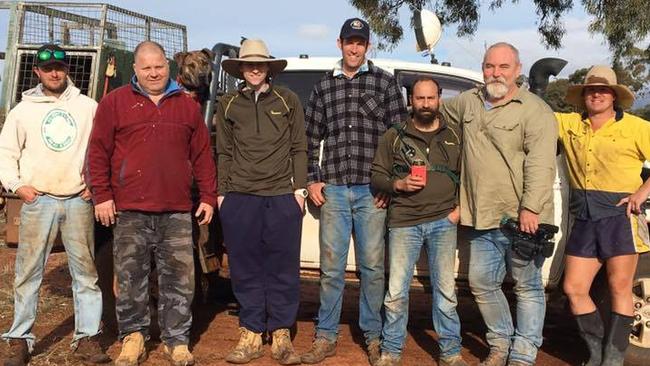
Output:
top-left (305, 60), bottom-right (408, 185)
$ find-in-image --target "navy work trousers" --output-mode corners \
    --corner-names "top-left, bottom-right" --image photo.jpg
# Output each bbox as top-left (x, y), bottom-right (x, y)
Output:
top-left (219, 192), bottom-right (303, 332)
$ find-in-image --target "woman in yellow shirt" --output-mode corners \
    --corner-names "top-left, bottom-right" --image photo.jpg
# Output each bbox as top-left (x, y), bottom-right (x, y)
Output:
top-left (557, 65), bottom-right (650, 366)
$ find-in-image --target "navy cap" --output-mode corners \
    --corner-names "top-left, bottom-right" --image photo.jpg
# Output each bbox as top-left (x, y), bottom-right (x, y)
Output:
top-left (339, 18), bottom-right (370, 41)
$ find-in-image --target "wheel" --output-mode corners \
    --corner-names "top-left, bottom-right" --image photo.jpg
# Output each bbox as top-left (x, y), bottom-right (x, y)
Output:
top-left (626, 252), bottom-right (650, 366)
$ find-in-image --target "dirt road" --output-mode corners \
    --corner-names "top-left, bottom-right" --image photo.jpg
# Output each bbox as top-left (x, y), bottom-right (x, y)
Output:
top-left (0, 247), bottom-right (584, 365)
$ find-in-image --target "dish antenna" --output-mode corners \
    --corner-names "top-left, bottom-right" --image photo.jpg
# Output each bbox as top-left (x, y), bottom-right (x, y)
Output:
top-left (414, 8), bottom-right (442, 64)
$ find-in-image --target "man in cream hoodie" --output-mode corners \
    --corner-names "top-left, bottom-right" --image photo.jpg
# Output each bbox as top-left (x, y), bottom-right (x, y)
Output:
top-left (0, 44), bottom-right (109, 366)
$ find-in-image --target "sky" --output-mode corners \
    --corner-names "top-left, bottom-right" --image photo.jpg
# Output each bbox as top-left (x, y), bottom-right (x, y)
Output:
top-left (0, 0), bottom-right (645, 104)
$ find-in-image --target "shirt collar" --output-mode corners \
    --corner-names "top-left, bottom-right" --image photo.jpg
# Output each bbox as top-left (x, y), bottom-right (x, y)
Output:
top-left (130, 76), bottom-right (181, 97)
top-left (332, 59), bottom-right (370, 78)
top-left (476, 84), bottom-right (526, 109)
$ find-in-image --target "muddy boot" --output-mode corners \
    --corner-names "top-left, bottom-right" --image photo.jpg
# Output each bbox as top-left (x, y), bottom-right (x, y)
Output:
top-left (4, 339), bottom-right (29, 366)
top-left (366, 338), bottom-right (381, 366)
top-left (225, 327), bottom-right (264, 364)
top-left (575, 311), bottom-right (604, 366)
top-left (271, 328), bottom-right (301, 365)
top-left (163, 344), bottom-right (195, 366)
top-left (74, 335), bottom-right (111, 364)
top-left (115, 332), bottom-right (147, 366)
top-left (601, 312), bottom-right (634, 366)
top-left (300, 337), bottom-right (336, 364)
top-left (375, 352), bottom-right (401, 366)
top-left (478, 351), bottom-right (507, 366)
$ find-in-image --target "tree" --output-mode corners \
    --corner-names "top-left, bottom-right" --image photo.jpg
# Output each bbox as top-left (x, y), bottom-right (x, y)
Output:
top-left (543, 79), bottom-right (574, 113)
top-left (350, 0), bottom-right (650, 58)
top-left (632, 104), bottom-right (650, 121)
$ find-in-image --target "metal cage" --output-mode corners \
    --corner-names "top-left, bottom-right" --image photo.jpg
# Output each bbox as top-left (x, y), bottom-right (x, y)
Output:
top-left (1, 1), bottom-right (187, 112)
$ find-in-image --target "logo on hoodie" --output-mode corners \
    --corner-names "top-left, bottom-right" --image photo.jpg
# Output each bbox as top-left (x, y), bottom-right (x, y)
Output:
top-left (41, 109), bottom-right (77, 152)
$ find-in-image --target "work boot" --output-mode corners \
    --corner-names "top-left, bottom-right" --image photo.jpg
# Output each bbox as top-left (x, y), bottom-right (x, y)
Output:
top-left (225, 327), bottom-right (263, 364)
top-left (115, 332), bottom-right (147, 366)
top-left (575, 311), bottom-right (604, 366)
top-left (163, 344), bottom-right (195, 366)
top-left (601, 312), bottom-right (634, 366)
top-left (271, 328), bottom-right (300, 365)
top-left (300, 337), bottom-right (336, 364)
top-left (478, 351), bottom-right (508, 366)
top-left (4, 338), bottom-right (29, 366)
top-left (366, 338), bottom-right (381, 366)
top-left (375, 352), bottom-right (401, 366)
top-left (440, 354), bottom-right (469, 366)
top-left (74, 335), bottom-right (111, 364)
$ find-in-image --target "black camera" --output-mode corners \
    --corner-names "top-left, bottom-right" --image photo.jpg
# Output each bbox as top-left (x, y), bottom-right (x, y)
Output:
top-left (500, 218), bottom-right (559, 260)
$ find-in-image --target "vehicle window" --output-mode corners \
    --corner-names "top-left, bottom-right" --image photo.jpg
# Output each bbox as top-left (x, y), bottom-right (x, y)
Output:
top-left (395, 70), bottom-right (481, 107)
top-left (274, 71), bottom-right (328, 108)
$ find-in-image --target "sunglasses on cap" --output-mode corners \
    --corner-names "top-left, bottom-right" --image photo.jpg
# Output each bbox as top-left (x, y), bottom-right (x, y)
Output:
top-left (37, 49), bottom-right (66, 62)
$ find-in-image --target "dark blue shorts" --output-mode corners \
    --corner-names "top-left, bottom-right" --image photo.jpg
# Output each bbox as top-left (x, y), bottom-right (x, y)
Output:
top-left (566, 214), bottom-right (650, 259)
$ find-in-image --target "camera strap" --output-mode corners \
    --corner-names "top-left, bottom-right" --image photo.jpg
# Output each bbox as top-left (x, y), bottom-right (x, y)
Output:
top-left (390, 123), bottom-right (459, 185)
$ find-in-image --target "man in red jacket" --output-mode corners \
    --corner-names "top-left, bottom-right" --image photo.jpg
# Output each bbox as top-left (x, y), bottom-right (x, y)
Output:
top-left (86, 41), bottom-right (217, 366)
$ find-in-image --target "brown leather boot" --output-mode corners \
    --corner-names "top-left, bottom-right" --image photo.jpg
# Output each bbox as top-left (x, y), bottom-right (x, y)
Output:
top-left (4, 339), bottom-right (29, 366)
top-left (74, 335), bottom-right (111, 364)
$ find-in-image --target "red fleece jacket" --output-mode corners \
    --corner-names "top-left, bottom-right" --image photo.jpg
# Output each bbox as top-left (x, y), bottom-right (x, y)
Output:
top-left (86, 84), bottom-right (217, 212)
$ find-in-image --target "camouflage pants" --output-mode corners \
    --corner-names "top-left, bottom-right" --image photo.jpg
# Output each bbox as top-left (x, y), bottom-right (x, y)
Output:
top-left (113, 211), bottom-right (194, 346)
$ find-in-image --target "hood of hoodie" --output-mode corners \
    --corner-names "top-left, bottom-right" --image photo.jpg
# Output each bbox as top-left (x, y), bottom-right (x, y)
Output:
top-left (21, 77), bottom-right (81, 103)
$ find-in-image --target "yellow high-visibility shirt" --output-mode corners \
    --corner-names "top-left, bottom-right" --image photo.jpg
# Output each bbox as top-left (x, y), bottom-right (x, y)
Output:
top-left (556, 111), bottom-right (650, 219)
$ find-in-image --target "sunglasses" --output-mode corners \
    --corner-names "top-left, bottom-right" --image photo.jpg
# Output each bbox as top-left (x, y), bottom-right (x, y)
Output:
top-left (37, 49), bottom-right (66, 62)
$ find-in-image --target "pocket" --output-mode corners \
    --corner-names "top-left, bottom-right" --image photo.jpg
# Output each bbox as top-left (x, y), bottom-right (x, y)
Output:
top-left (265, 109), bottom-right (290, 132)
top-left (359, 93), bottom-right (384, 120)
top-left (492, 121), bottom-right (520, 132)
top-left (490, 121), bottom-right (521, 150)
top-left (290, 195), bottom-right (304, 215)
top-left (445, 215), bottom-right (458, 225)
top-left (23, 195), bottom-right (40, 206)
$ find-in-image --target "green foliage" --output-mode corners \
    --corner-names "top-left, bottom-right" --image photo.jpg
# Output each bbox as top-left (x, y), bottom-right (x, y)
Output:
top-left (632, 104), bottom-right (650, 121)
top-left (349, 0), bottom-right (649, 59)
top-left (543, 79), bottom-right (574, 112)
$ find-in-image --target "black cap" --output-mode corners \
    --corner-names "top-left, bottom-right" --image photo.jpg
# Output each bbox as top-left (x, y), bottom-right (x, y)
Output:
top-left (339, 18), bottom-right (370, 41)
top-left (36, 44), bottom-right (68, 68)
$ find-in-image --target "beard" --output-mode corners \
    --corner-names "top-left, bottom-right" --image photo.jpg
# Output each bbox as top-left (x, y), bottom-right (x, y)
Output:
top-left (413, 107), bottom-right (438, 125)
top-left (42, 79), bottom-right (68, 95)
top-left (485, 76), bottom-right (509, 100)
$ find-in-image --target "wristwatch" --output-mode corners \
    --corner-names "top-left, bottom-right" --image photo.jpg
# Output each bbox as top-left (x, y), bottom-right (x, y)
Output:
top-left (294, 188), bottom-right (309, 198)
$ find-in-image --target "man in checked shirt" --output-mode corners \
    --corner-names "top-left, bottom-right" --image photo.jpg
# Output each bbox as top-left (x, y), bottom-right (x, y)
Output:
top-left (300, 17), bottom-right (408, 366)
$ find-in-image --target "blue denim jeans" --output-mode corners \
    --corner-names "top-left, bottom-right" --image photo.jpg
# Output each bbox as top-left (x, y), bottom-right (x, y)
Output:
top-left (2, 195), bottom-right (101, 352)
top-left (316, 184), bottom-right (386, 344)
top-left (381, 216), bottom-right (462, 358)
top-left (468, 229), bottom-right (546, 364)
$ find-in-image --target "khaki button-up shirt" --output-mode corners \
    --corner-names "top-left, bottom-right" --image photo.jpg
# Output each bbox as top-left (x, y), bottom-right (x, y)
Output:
top-left (440, 86), bottom-right (557, 229)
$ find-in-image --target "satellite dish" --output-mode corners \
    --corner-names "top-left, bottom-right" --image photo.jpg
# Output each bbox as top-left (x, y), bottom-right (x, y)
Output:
top-left (414, 9), bottom-right (442, 52)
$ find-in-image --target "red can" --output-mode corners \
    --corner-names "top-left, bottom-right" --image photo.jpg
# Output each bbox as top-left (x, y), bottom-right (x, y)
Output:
top-left (410, 159), bottom-right (426, 185)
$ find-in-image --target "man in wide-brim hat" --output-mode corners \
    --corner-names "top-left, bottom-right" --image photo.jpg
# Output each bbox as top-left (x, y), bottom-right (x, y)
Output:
top-left (565, 65), bottom-right (635, 110)
top-left (221, 39), bottom-right (287, 80)
top-left (215, 39), bottom-right (307, 365)
top-left (557, 65), bottom-right (650, 366)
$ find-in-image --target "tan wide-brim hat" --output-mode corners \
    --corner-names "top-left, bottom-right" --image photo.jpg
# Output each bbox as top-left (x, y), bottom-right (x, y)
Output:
top-left (566, 65), bottom-right (635, 110)
top-left (221, 39), bottom-right (287, 80)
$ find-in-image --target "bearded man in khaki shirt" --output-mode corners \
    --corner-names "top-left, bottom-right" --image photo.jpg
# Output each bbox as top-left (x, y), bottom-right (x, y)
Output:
top-left (440, 42), bottom-right (557, 366)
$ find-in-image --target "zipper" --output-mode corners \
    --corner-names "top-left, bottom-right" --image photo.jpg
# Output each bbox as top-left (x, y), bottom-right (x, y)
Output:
top-left (255, 99), bottom-right (260, 133)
